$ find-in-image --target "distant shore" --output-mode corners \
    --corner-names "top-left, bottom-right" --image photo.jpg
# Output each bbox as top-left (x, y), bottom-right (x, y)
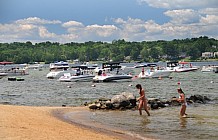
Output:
top-left (0, 105), bottom-right (152, 140)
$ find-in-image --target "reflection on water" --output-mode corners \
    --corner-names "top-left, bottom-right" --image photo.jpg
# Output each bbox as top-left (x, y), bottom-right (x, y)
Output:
top-left (179, 117), bottom-right (187, 128)
top-left (84, 104), bottom-right (218, 140)
top-left (0, 62), bottom-right (218, 139)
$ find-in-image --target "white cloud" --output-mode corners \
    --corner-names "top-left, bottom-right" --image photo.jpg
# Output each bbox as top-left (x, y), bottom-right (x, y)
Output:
top-left (62, 21), bottom-right (84, 28)
top-left (200, 15), bottom-right (218, 24)
top-left (113, 18), bottom-right (127, 24)
top-left (139, 0), bottom-right (218, 9)
top-left (199, 8), bottom-right (218, 15)
top-left (164, 9), bottom-right (200, 24)
top-left (38, 26), bottom-right (56, 38)
top-left (0, 15), bottom-right (218, 43)
top-left (85, 24), bottom-right (118, 37)
top-left (15, 17), bottom-right (61, 25)
top-left (0, 17), bottom-right (61, 42)
top-left (144, 20), bottom-right (163, 34)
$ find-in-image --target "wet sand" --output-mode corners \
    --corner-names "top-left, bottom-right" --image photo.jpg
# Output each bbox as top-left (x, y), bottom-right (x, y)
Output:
top-left (0, 105), bottom-right (120, 140)
top-left (0, 105), bottom-right (153, 140)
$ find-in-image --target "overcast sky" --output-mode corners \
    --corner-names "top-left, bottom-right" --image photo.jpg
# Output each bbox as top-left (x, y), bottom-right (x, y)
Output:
top-left (0, 0), bottom-right (218, 43)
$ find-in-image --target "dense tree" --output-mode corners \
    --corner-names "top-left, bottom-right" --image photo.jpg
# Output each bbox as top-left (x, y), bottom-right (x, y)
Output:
top-left (0, 36), bottom-right (217, 63)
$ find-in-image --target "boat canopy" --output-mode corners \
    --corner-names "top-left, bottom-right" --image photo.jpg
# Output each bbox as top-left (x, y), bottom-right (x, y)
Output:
top-left (166, 61), bottom-right (179, 67)
top-left (102, 62), bottom-right (122, 71)
top-left (71, 65), bottom-right (96, 70)
top-left (179, 62), bottom-right (190, 64)
top-left (0, 61), bottom-right (14, 65)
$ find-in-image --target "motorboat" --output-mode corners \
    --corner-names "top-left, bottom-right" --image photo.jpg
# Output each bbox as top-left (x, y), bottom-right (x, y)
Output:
top-left (92, 62), bottom-right (133, 82)
top-left (133, 63), bottom-right (157, 68)
top-left (27, 63), bottom-right (44, 70)
top-left (138, 67), bottom-right (173, 79)
top-left (58, 73), bottom-right (95, 82)
top-left (166, 61), bottom-right (199, 72)
top-left (201, 65), bottom-right (216, 72)
top-left (58, 65), bottom-right (95, 82)
top-left (46, 61), bottom-right (74, 79)
top-left (93, 73), bottom-right (133, 82)
top-left (0, 61), bottom-right (29, 76)
top-left (0, 72), bottom-right (8, 79)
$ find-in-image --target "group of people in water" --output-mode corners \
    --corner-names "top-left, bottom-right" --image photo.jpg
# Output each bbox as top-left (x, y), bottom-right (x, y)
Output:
top-left (135, 84), bottom-right (187, 117)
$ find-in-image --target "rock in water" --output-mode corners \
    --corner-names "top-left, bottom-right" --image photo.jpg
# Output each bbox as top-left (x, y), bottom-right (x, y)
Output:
top-left (89, 104), bottom-right (98, 110)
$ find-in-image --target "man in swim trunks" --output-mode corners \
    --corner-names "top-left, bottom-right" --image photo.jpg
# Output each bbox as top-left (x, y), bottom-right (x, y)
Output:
top-left (136, 84), bottom-right (150, 116)
top-left (177, 88), bottom-right (187, 117)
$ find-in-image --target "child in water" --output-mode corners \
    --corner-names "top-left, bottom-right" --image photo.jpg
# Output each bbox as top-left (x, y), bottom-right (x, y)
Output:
top-left (177, 88), bottom-right (187, 117)
top-left (136, 84), bottom-right (150, 116)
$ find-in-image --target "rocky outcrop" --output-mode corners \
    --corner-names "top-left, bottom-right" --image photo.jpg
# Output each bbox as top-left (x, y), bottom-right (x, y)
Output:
top-left (85, 93), bottom-right (212, 110)
top-left (85, 92), bottom-right (136, 110)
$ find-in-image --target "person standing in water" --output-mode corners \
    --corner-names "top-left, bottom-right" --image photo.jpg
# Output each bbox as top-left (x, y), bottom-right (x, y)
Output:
top-left (136, 84), bottom-right (150, 116)
top-left (177, 88), bottom-right (187, 117)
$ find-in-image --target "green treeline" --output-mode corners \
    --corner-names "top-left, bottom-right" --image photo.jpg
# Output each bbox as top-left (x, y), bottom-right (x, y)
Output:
top-left (0, 36), bottom-right (218, 64)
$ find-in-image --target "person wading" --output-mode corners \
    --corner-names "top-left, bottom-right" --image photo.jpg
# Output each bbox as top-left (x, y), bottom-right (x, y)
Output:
top-left (136, 84), bottom-right (150, 116)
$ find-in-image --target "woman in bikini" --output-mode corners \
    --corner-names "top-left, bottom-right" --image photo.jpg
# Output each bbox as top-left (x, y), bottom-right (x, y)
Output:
top-left (177, 88), bottom-right (187, 117)
top-left (136, 84), bottom-right (150, 116)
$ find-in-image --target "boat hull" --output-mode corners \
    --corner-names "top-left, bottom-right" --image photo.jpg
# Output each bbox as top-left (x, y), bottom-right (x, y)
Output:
top-left (46, 70), bottom-right (76, 79)
top-left (0, 73), bottom-right (8, 79)
top-left (175, 68), bottom-right (198, 72)
top-left (93, 75), bottom-right (132, 82)
top-left (138, 70), bottom-right (172, 79)
top-left (59, 75), bottom-right (95, 82)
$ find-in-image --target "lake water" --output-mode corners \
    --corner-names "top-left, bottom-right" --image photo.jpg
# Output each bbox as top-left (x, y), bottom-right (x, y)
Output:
top-left (0, 62), bottom-right (218, 139)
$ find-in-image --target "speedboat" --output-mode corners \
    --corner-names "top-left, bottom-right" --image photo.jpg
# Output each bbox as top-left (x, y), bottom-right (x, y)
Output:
top-left (46, 61), bottom-right (73, 79)
top-left (93, 73), bottom-right (132, 82)
top-left (0, 72), bottom-right (8, 79)
top-left (201, 65), bottom-right (214, 72)
top-left (58, 64), bottom-right (96, 82)
top-left (166, 61), bottom-right (199, 72)
top-left (138, 68), bottom-right (173, 79)
top-left (93, 62), bottom-right (133, 82)
top-left (27, 63), bottom-right (44, 70)
top-left (133, 63), bottom-right (157, 68)
top-left (59, 73), bottom-right (95, 82)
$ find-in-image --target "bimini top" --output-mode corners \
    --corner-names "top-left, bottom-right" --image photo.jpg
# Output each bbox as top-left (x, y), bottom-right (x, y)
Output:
top-left (0, 61), bottom-right (14, 65)
top-left (102, 62), bottom-right (121, 71)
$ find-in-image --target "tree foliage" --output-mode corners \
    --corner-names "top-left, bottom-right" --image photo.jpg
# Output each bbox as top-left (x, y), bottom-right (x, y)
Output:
top-left (0, 36), bottom-right (217, 63)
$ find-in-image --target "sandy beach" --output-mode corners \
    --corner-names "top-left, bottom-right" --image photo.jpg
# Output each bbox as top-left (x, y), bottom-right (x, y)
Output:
top-left (0, 105), bottom-right (120, 140)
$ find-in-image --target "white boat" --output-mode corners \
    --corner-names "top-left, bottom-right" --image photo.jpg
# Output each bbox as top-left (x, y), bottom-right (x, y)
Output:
top-left (0, 72), bottom-right (8, 79)
top-left (166, 61), bottom-right (199, 72)
top-left (201, 65), bottom-right (214, 72)
top-left (27, 63), bottom-right (44, 70)
top-left (0, 62), bottom-right (29, 76)
top-left (0, 68), bottom-right (28, 76)
top-left (93, 73), bottom-right (133, 82)
top-left (58, 73), bottom-right (95, 82)
top-left (134, 63), bottom-right (157, 68)
top-left (92, 62), bottom-right (133, 82)
top-left (138, 68), bottom-right (173, 79)
top-left (46, 61), bottom-right (74, 79)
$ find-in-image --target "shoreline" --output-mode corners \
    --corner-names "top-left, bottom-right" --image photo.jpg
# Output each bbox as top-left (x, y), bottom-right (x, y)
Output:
top-left (0, 105), bottom-right (153, 140)
top-left (52, 107), bottom-right (145, 140)
top-left (0, 105), bottom-right (119, 140)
